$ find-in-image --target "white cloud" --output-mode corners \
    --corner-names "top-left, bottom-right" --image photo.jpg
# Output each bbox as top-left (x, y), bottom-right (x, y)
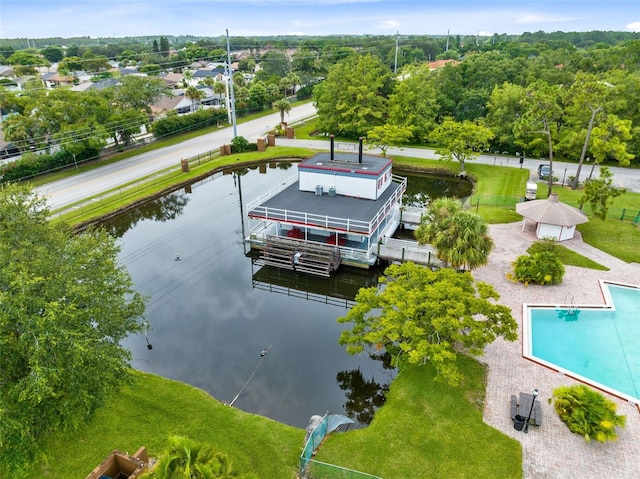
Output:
top-left (626, 21), bottom-right (640, 32)
top-left (378, 19), bottom-right (400, 30)
top-left (516, 13), bottom-right (585, 25)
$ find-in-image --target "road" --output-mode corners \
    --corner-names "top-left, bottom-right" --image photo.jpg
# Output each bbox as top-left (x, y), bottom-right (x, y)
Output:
top-left (276, 138), bottom-right (640, 193)
top-left (35, 103), bottom-right (317, 210)
top-left (36, 103), bottom-right (640, 210)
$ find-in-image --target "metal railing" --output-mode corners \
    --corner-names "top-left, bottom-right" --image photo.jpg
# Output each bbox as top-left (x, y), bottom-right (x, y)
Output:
top-left (247, 176), bottom-right (407, 236)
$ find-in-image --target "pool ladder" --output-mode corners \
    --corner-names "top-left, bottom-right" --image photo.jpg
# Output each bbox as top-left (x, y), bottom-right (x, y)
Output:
top-left (565, 294), bottom-right (575, 313)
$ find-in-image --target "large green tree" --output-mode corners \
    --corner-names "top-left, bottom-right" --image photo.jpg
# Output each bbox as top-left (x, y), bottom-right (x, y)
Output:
top-left (110, 76), bottom-right (171, 114)
top-left (314, 53), bottom-right (393, 137)
top-left (338, 263), bottom-right (517, 385)
top-left (430, 119), bottom-right (494, 174)
top-left (485, 82), bottom-right (526, 153)
top-left (560, 73), bottom-right (620, 189)
top-left (0, 184), bottom-right (147, 475)
top-left (387, 64), bottom-right (439, 142)
top-left (515, 80), bottom-right (564, 197)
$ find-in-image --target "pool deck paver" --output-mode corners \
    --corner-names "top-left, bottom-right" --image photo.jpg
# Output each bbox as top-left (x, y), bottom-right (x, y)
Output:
top-left (473, 221), bottom-right (640, 479)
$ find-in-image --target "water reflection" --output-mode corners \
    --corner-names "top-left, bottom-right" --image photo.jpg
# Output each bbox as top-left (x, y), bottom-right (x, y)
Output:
top-left (103, 192), bottom-right (191, 238)
top-left (101, 162), bottom-right (471, 429)
top-left (397, 169), bottom-right (473, 207)
top-left (337, 352), bottom-right (394, 425)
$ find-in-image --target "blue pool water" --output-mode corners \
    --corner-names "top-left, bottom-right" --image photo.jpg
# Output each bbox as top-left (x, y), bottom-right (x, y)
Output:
top-left (528, 283), bottom-right (640, 402)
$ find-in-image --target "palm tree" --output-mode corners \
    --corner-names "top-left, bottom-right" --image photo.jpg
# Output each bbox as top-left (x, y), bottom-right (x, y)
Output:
top-left (145, 435), bottom-right (257, 478)
top-left (185, 86), bottom-right (204, 113)
top-left (182, 70), bottom-right (194, 88)
top-left (415, 198), bottom-right (493, 271)
top-left (436, 211), bottom-right (494, 271)
top-left (273, 98), bottom-right (291, 124)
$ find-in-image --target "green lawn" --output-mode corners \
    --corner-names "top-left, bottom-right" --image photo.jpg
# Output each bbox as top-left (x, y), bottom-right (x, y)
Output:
top-left (35, 363), bottom-right (521, 479)
top-left (314, 358), bottom-right (522, 479)
top-left (38, 372), bottom-right (301, 479)
top-left (527, 241), bottom-right (609, 270)
top-left (577, 219), bottom-right (640, 264)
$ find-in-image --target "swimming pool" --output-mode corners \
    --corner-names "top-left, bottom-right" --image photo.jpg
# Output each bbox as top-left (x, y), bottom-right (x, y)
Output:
top-left (523, 280), bottom-right (640, 404)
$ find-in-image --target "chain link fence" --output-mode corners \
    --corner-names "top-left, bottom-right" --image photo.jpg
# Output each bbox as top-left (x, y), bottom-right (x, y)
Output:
top-left (466, 195), bottom-right (640, 223)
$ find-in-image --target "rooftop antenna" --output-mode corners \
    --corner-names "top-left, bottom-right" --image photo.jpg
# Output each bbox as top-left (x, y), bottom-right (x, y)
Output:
top-left (226, 29), bottom-right (238, 139)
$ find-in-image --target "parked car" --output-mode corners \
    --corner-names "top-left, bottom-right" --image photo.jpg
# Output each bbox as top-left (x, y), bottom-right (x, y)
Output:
top-left (538, 164), bottom-right (552, 180)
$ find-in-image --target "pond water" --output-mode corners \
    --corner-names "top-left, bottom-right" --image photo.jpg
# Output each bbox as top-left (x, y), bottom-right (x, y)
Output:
top-left (106, 162), bottom-right (472, 429)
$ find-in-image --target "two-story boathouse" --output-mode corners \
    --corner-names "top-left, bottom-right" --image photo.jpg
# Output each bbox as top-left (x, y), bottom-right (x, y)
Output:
top-left (245, 138), bottom-right (411, 277)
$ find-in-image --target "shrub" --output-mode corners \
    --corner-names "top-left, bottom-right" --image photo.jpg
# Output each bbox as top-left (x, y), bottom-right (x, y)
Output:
top-left (296, 84), bottom-right (314, 100)
top-left (151, 108), bottom-right (228, 139)
top-left (230, 135), bottom-right (250, 153)
top-left (511, 250), bottom-right (565, 285)
top-left (549, 385), bottom-right (626, 443)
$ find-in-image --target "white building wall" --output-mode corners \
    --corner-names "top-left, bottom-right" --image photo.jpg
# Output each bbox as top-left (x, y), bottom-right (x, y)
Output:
top-left (298, 166), bottom-right (393, 200)
top-left (558, 224), bottom-right (576, 241)
top-left (536, 223), bottom-right (576, 241)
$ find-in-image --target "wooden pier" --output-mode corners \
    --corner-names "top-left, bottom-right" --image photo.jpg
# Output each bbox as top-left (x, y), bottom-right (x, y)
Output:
top-left (259, 236), bottom-right (341, 277)
top-left (377, 237), bottom-right (443, 268)
top-left (399, 206), bottom-right (426, 230)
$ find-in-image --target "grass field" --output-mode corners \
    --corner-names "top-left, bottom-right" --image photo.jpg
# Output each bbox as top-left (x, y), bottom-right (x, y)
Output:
top-left (38, 373), bottom-right (301, 479)
top-left (314, 358), bottom-right (522, 479)
top-left (35, 362), bottom-right (521, 479)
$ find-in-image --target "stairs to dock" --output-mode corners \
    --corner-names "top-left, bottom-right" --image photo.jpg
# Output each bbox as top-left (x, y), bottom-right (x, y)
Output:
top-left (260, 235), bottom-right (341, 277)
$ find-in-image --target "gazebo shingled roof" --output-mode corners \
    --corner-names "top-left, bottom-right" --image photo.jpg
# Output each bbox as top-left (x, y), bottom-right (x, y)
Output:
top-left (515, 192), bottom-right (588, 226)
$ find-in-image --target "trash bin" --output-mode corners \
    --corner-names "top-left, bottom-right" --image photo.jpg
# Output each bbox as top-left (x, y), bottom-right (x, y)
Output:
top-left (514, 415), bottom-right (526, 431)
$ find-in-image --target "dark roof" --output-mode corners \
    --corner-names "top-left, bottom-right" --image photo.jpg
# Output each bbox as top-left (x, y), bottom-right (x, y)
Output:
top-left (248, 179), bottom-right (404, 234)
top-left (193, 67), bottom-right (225, 77)
top-left (299, 152), bottom-right (392, 177)
top-left (86, 78), bottom-right (120, 90)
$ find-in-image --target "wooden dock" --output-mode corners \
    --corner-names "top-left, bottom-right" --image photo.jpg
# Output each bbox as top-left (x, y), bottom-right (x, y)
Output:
top-left (378, 237), bottom-right (443, 268)
top-left (400, 206), bottom-right (426, 229)
top-left (259, 235), bottom-right (341, 277)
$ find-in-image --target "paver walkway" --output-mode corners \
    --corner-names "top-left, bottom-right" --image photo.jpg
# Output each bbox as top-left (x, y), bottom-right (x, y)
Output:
top-left (473, 222), bottom-right (639, 479)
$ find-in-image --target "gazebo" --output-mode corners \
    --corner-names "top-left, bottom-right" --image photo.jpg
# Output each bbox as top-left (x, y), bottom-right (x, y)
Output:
top-left (515, 192), bottom-right (588, 241)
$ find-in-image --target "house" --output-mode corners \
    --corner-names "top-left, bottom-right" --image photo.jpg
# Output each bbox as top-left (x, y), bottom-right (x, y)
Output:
top-left (193, 67), bottom-right (226, 82)
top-left (150, 94), bottom-right (192, 118)
top-left (160, 71), bottom-right (183, 88)
top-left (245, 137), bottom-right (407, 276)
top-left (41, 71), bottom-right (75, 88)
top-left (428, 59), bottom-right (460, 70)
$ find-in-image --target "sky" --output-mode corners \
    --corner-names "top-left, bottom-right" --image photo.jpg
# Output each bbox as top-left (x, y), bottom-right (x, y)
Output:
top-left (1, 0), bottom-right (639, 40)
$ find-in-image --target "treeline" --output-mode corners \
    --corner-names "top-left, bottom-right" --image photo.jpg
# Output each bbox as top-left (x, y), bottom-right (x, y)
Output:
top-left (313, 39), bottom-right (640, 171)
top-left (2, 33), bottom-right (639, 184)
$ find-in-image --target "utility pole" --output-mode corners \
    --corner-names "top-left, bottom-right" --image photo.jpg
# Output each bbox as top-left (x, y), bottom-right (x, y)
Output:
top-left (226, 29), bottom-right (238, 139)
top-left (394, 31), bottom-right (399, 74)
top-left (446, 29), bottom-right (450, 52)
